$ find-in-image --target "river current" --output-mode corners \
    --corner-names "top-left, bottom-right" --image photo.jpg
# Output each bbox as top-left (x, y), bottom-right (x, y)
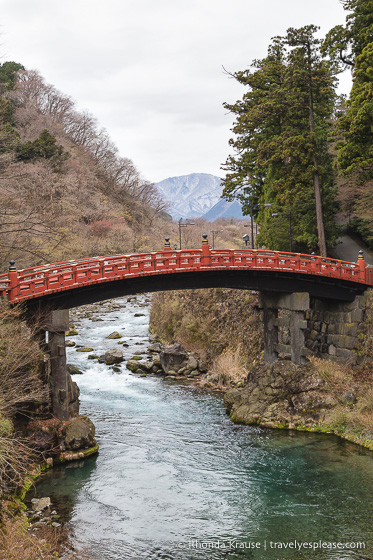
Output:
top-left (32, 295), bottom-right (373, 560)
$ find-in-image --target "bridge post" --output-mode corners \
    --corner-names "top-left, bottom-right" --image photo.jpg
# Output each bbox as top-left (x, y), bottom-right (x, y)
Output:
top-left (46, 310), bottom-right (70, 420)
top-left (259, 292), bottom-right (309, 365)
top-left (8, 260), bottom-right (19, 303)
top-left (262, 307), bottom-right (278, 363)
top-left (201, 234), bottom-right (211, 266)
top-left (357, 250), bottom-right (366, 280)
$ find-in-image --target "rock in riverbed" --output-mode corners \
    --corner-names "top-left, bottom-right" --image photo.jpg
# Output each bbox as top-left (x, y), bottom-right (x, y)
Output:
top-left (105, 349), bottom-right (124, 364)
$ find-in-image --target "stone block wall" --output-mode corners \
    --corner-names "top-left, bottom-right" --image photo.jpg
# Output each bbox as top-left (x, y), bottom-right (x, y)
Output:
top-left (306, 293), bottom-right (369, 365)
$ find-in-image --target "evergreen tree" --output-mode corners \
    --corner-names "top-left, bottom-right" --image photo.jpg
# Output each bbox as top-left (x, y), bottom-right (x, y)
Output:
top-left (222, 27), bottom-right (339, 255)
top-left (17, 129), bottom-right (69, 168)
top-left (323, 0), bottom-right (373, 244)
top-left (322, 0), bottom-right (373, 68)
top-left (0, 62), bottom-right (24, 92)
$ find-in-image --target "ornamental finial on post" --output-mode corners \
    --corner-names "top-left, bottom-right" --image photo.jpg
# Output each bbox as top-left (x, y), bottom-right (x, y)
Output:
top-left (357, 250), bottom-right (366, 277)
top-left (164, 237), bottom-right (171, 251)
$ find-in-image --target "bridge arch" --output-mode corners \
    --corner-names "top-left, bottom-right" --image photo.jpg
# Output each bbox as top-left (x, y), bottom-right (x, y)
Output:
top-left (1, 238), bottom-right (371, 421)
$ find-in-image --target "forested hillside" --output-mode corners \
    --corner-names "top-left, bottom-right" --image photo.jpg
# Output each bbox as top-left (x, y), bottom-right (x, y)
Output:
top-left (0, 63), bottom-right (168, 273)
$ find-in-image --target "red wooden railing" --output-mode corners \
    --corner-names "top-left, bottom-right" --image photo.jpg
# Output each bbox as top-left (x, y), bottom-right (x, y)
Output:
top-left (0, 243), bottom-right (372, 305)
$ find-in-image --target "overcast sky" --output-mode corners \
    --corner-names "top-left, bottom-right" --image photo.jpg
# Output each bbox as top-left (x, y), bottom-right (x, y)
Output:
top-left (1, 0), bottom-right (351, 183)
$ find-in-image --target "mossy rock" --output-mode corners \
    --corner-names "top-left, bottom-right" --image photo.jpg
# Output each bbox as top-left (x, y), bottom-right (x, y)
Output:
top-left (126, 359), bottom-right (140, 372)
top-left (61, 416), bottom-right (96, 451)
top-left (76, 347), bottom-right (94, 352)
top-left (67, 364), bottom-right (83, 375)
top-left (106, 331), bottom-right (123, 339)
top-left (66, 328), bottom-right (78, 336)
top-left (130, 355), bottom-right (142, 361)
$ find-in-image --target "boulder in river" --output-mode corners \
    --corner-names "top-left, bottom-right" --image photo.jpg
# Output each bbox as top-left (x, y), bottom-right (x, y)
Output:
top-left (137, 361), bottom-right (154, 372)
top-left (105, 349), bottom-right (124, 365)
top-left (160, 344), bottom-right (188, 374)
top-left (61, 416), bottom-right (96, 450)
top-left (106, 331), bottom-right (123, 339)
top-left (148, 343), bottom-right (162, 352)
top-left (126, 359), bottom-right (141, 372)
top-left (67, 364), bottom-right (83, 375)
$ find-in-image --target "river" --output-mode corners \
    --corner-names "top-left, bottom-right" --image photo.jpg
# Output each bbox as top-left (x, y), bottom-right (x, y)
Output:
top-left (32, 295), bottom-right (373, 560)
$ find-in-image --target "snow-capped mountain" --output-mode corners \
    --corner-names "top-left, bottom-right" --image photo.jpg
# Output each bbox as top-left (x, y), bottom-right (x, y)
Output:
top-left (155, 173), bottom-right (223, 220)
top-left (202, 199), bottom-right (245, 221)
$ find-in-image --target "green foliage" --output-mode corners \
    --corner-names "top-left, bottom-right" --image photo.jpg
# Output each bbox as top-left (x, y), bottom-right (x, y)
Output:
top-left (0, 123), bottom-right (20, 155)
top-left (324, 1), bottom-right (373, 245)
top-left (17, 129), bottom-right (69, 168)
top-left (0, 98), bottom-right (16, 125)
top-left (222, 26), bottom-right (340, 254)
top-left (0, 62), bottom-right (24, 91)
top-left (336, 44), bottom-right (373, 182)
top-left (322, 0), bottom-right (373, 68)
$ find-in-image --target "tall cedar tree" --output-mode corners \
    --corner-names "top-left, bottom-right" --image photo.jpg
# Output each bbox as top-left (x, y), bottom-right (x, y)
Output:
top-left (323, 0), bottom-right (373, 243)
top-left (222, 26), bottom-right (339, 255)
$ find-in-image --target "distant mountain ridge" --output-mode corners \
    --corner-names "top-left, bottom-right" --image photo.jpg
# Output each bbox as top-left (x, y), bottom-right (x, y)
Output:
top-left (155, 173), bottom-right (244, 221)
top-left (202, 199), bottom-right (244, 221)
top-left (155, 173), bottom-right (222, 219)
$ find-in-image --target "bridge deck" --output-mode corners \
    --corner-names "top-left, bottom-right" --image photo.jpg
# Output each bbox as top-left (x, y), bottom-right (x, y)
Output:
top-left (0, 248), bottom-right (372, 306)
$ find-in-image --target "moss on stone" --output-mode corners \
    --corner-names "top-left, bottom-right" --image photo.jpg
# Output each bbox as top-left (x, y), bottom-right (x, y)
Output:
top-left (0, 414), bottom-right (13, 437)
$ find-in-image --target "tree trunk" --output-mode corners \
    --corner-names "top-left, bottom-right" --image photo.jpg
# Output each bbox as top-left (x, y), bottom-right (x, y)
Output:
top-left (312, 159), bottom-right (327, 256)
top-left (307, 44), bottom-right (327, 257)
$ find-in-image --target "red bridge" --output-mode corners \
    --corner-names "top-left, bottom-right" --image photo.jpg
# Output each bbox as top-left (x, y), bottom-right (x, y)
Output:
top-left (2, 236), bottom-right (371, 421)
top-left (1, 237), bottom-right (372, 308)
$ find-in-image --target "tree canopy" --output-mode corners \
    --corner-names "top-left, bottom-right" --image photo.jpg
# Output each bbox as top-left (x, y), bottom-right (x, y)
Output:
top-left (222, 26), bottom-right (339, 255)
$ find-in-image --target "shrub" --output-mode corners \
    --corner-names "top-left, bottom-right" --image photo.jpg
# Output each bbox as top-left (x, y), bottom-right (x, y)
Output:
top-left (0, 301), bottom-right (47, 497)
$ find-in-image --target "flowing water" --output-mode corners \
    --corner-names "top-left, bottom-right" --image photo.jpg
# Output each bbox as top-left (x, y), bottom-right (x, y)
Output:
top-left (31, 295), bottom-right (373, 560)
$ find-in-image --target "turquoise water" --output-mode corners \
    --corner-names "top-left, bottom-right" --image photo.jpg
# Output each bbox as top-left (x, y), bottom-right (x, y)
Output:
top-left (32, 296), bottom-right (373, 560)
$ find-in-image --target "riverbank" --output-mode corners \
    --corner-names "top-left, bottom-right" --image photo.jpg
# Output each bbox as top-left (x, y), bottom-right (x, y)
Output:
top-left (149, 288), bottom-right (373, 452)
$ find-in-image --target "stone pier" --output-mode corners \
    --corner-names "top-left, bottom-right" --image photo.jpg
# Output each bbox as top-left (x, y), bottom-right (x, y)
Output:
top-left (259, 291), bottom-right (370, 366)
top-left (45, 310), bottom-right (70, 420)
top-left (259, 292), bottom-right (309, 365)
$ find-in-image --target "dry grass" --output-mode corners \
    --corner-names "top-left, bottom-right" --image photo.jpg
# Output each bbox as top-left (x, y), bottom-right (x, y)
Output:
top-left (206, 347), bottom-right (248, 389)
top-left (309, 358), bottom-right (373, 433)
top-left (308, 356), bottom-right (353, 392)
top-left (0, 302), bottom-right (47, 417)
top-left (0, 437), bottom-right (34, 499)
top-left (0, 514), bottom-right (88, 560)
top-left (0, 301), bottom-right (48, 497)
top-left (351, 388), bottom-right (373, 430)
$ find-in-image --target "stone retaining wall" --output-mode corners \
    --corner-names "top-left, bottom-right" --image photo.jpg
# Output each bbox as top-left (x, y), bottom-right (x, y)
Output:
top-left (306, 293), bottom-right (368, 365)
top-left (260, 290), bottom-right (372, 366)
